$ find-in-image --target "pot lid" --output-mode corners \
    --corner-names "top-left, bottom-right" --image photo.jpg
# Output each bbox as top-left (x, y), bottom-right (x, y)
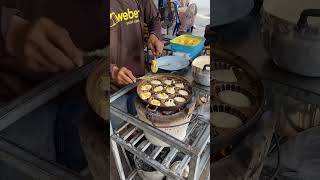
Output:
top-left (192, 56), bottom-right (210, 69)
top-left (264, 0), bottom-right (320, 25)
top-left (212, 0), bottom-right (254, 26)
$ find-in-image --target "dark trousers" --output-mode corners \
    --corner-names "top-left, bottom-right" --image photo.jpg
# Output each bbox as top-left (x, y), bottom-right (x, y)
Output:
top-left (126, 92), bottom-right (137, 116)
top-left (55, 84), bottom-right (88, 172)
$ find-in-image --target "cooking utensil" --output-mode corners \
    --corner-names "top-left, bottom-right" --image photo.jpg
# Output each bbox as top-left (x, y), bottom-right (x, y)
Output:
top-left (151, 56), bottom-right (159, 73)
top-left (136, 75), bottom-right (156, 83)
top-left (158, 63), bottom-right (171, 67)
top-left (208, 0), bottom-right (263, 44)
top-left (83, 47), bottom-right (108, 64)
top-left (192, 55), bottom-right (210, 86)
top-left (136, 76), bottom-right (150, 81)
top-left (156, 56), bottom-right (189, 71)
top-left (211, 47), bottom-right (265, 155)
top-left (135, 98), bottom-right (195, 147)
top-left (212, 0), bottom-right (254, 26)
top-left (137, 73), bottom-right (193, 111)
top-left (261, 0), bottom-right (320, 77)
top-left (84, 47), bottom-right (108, 58)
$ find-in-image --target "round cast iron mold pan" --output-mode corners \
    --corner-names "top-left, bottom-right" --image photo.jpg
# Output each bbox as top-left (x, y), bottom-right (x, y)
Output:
top-left (137, 73), bottom-right (193, 112)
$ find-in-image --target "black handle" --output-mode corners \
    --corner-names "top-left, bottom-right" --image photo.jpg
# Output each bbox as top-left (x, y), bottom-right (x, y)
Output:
top-left (164, 41), bottom-right (170, 46)
top-left (297, 9), bottom-right (320, 30)
top-left (161, 39), bottom-right (171, 46)
top-left (146, 104), bottom-right (158, 112)
top-left (202, 64), bottom-right (210, 72)
top-left (204, 25), bottom-right (219, 44)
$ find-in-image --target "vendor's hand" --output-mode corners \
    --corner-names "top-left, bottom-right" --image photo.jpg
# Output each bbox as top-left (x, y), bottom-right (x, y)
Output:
top-left (148, 34), bottom-right (164, 56)
top-left (7, 17), bottom-right (83, 73)
top-left (111, 66), bottom-right (136, 86)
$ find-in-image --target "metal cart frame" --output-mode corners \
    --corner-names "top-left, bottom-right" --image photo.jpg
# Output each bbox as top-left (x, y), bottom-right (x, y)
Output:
top-left (110, 81), bottom-right (210, 180)
top-left (0, 58), bottom-right (102, 179)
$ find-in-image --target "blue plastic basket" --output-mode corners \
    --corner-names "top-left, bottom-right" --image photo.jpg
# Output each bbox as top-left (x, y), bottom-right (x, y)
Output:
top-left (170, 34), bottom-right (205, 59)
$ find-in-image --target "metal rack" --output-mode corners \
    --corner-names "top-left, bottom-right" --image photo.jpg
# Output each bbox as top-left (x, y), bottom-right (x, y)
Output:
top-left (0, 58), bottom-right (102, 179)
top-left (110, 81), bottom-right (210, 180)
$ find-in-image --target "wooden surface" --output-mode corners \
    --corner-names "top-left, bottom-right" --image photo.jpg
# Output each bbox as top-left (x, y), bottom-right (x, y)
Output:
top-left (79, 111), bottom-right (108, 180)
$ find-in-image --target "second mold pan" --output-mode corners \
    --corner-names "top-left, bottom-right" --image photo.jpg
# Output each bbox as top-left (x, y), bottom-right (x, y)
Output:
top-left (211, 104), bottom-right (248, 136)
top-left (211, 46), bottom-right (265, 156)
top-left (212, 83), bottom-right (259, 115)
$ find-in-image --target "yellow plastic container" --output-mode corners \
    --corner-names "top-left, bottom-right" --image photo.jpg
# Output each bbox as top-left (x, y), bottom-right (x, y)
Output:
top-left (170, 34), bottom-right (206, 59)
top-left (170, 34), bottom-right (203, 46)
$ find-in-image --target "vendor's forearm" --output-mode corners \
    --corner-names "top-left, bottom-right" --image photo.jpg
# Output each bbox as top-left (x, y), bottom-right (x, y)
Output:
top-left (1, 14), bottom-right (51, 81)
top-left (0, 15), bottom-right (47, 81)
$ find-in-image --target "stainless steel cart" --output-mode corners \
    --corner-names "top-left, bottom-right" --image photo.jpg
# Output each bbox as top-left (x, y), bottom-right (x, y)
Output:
top-left (0, 57), bottom-right (102, 179)
top-left (110, 68), bottom-right (210, 180)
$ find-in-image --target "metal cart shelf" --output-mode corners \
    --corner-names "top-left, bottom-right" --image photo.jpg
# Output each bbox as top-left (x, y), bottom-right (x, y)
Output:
top-left (0, 57), bottom-right (103, 179)
top-left (110, 82), bottom-right (210, 180)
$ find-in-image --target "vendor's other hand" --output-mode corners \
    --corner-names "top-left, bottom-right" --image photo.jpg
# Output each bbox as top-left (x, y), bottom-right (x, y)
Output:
top-left (7, 17), bottom-right (82, 73)
top-left (148, 34), bottom-right (164, 56)
top-left (111, 66), bottom-right (136, 86)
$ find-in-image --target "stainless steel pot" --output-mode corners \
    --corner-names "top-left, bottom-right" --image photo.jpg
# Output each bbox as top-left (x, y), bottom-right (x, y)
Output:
top-left (212, 0), bottom-right (254, 26)
top-left (261, 0), bottom-right (320, 77)
top-left (192, 56), bottom-right (210, 86)
top-left (208, 0), bottom-right (261, 45)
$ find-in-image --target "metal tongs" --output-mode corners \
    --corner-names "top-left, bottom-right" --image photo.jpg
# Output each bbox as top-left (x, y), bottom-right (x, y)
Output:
top-left (150, 55), bottom-right (158, 73)
top-left (136, 75), bottom-right (152, 81)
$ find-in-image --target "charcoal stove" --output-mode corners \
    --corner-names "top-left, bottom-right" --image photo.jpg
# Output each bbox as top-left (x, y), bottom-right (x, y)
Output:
top-left (110, 71), bottom-right (210, 180)
top-left (135, 73), bottom-right (209, 149)
top-left (135, 97), bottom-right (197, 147)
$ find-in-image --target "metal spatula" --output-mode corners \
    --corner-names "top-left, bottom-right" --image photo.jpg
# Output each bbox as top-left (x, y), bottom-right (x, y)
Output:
top-left (151, 56), bottom-right (158, 73)
top-left (83, 47), bottom-right (108, 64)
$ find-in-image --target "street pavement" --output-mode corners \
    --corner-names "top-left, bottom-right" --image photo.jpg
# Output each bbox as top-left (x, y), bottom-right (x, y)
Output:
top-left (192, 0), bottom-right (210, 36)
